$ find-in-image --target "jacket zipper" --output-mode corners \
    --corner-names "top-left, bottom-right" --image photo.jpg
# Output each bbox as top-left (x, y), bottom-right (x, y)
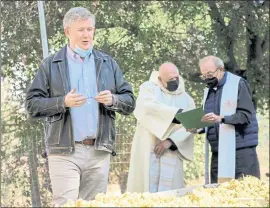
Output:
top-left (95, 60), bottom-right (103, 149)
top-left (58, 61), bottom-right (75, 153)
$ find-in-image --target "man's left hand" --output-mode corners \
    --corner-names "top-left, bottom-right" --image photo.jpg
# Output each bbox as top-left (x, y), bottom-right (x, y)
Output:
top-left (154, 139), bottom-right (173, 158)
top-left (95, 90), bottom-right (113, 106)
top-left (201, 112), bottom-right (223, 123)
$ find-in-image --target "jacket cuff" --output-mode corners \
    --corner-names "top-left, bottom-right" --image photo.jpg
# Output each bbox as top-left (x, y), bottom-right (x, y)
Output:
top-left (197, 128), bottom-right (205, 134)
top-left (104, 94), bottom-right (120, 111)
top-left (223, 116), bottom-right (231, 124)
top-left (58, 96), bottom-right (67, 113)
top-left (167, 138), bottom-right (178, 151)
top-left (177, 109), bottom-right (183, 114)
top-left (172, 117), bottom-right (181, 124)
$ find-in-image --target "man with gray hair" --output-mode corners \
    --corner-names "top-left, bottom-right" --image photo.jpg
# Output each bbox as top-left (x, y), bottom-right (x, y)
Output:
top-left (188, 55), bottom-right (260, 184)
top-left (25, 7), bottom-right (135, 206)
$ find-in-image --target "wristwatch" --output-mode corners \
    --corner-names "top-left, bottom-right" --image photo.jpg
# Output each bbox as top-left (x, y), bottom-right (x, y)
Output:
top-left (221, 117), bottom-right (225, 123)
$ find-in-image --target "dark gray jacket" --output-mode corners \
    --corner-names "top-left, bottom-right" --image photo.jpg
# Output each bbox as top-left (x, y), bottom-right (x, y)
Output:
top-left (25, 45), bottom-right (136, 155)
top-left (203, 72), bottom-right (258, 152)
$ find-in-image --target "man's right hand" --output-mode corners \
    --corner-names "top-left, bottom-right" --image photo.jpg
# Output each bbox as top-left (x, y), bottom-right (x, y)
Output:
top-left (186, 128), bottom-right (197, 134)
top-left (64, 88), bottom-right (87, 107)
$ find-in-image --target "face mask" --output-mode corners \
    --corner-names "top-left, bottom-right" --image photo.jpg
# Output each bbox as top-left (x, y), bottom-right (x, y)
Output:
top-left (74, 45), bottom-right (92, 58)
top-left (166, 78), bottom-right (179, 91)
top-left (205, 77), bottom-right (218, 88)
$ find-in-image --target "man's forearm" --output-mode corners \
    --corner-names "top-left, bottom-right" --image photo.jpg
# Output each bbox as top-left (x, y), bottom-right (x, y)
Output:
top-left (223, 112), bottom-right (249, 125)
top-left (25, 96), bottom-right (66, 118)
top-left (104, 93), bottom-right (135, 115)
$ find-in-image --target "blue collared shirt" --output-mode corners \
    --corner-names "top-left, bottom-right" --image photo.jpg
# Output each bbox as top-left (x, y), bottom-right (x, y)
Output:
top-left (66, 45), bottom-right (98, 141)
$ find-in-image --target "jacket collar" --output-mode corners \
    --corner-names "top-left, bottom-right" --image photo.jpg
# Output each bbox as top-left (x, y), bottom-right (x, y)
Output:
top-left (217, 71), bottom-right (227, 88)
top-left (52, 45), bottom-right (67, 62)
top-left (52, 44), bottom-right (109, 62)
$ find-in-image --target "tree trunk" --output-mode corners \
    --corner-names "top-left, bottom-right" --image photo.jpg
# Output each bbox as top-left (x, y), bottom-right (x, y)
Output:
top-left (206, 1), bottom-right (239, 73)
top-left (244, 1), bottom-right (268, 110)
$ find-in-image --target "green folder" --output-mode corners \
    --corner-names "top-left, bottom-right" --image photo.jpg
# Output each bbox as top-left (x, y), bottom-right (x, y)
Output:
top-left (175, 107), bottom-right (214, 129)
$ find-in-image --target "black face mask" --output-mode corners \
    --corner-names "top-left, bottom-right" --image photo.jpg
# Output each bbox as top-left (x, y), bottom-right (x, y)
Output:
top-left (205, 77), bottom-right (218, 88)
top-left (166, 78), bottom-right (179, 91)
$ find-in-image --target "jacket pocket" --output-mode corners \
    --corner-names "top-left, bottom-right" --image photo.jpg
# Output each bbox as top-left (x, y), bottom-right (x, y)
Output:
top-left (108, 111), bottom-right (116, 143)
top-left (109, 119), bottom-right (115, 143)
top-left (45, 114), bottom-right (63, 145)
top-left (108, 110), bottom-right (116, 120)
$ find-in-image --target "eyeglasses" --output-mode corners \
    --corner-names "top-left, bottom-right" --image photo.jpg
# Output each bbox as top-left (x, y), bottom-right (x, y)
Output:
top-left (199, 68), bottom-right (220, 80)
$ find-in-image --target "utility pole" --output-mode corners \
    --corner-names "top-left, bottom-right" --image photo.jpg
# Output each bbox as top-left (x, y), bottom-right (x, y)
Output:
top-left (28, 2), bottom-right (49, 207)
top-left (205, 139), bottom-right (209, 184)
top-left (37, 1), bottom-right (49, 59)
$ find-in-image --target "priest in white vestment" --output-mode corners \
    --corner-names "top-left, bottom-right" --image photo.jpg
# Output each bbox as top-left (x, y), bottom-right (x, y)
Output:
top-left (127, 62), bottom-right (196, 193)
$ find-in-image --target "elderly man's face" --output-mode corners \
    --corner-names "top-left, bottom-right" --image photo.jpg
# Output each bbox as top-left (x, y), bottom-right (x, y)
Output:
top-left (161, 71), bottom-right (179, 83)
top-left (158, 63), bottom-right (180, 91)
top-left (199, 60), bottom-right (222, 81)
top-left (64, 18), bottom-right (95, 51)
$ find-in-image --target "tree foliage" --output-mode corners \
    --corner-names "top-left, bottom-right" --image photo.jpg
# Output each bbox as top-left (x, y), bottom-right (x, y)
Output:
top-left (1, 1), bottom-right (269, 109)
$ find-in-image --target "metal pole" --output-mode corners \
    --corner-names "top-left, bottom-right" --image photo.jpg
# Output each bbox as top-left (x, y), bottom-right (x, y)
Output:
top-left (37, 1), bottom-right (49, 59)
top-left (204, 137), bottom-right (210, 184)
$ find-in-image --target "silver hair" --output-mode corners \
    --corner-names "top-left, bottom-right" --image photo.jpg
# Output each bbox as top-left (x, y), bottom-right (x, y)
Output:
top-left (63, 7), bottom-right (95, 29)
top-left (199, 56), bottom-right (224, 68)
